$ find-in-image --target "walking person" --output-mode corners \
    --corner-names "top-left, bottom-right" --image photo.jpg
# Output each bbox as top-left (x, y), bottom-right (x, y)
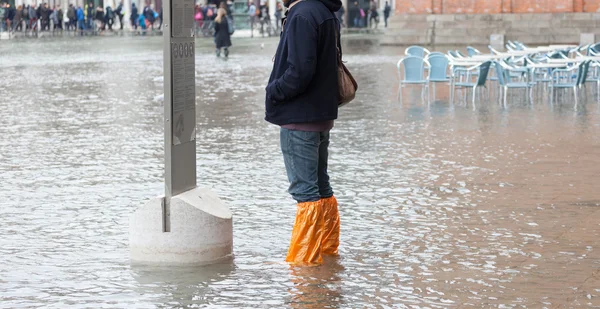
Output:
top-left (265, 0), bottom-right (342, 265)
top-left (114, 1), bottom-right (124, 30)
top-left (28, 4), bottom-right (37, 31)
top-left (14, 5), bottom-right (23, 31)
top-left (67, 4), bottom-right (76, 30)
top-left (157, 7), bottom-right (162, 30)
top-left (76, 4), bottom-right (85, 35)
top-left (22, 4), bottom-right (29, 30)
top-left (349, 1), bottom-right (358, 28)
top-left (52, 5), bottom-right (63, 30)
top-left (86, 2), bottom-right (94, 31)
top-left (95, 5), bottom-right (105, 32)
top-left (105, 5), bottom-right (114, 31)
top-left (368, 0), bottom-right (378, 28)
top-left (40, 3), bottom-right (50, 31)
top-left (6, 4), bottom-right (16, 31)
top-left (213, 7), bottom-right (231, 57)
top-left (247, 1), bottom-right (256, 38)
top-left (274, 0), bottom-right (282, 30)
top-left (130, 3), bottom-right (138, 30)
top-left (383, 1), bottom-right (390, 28)
top-left (142, 4), bottom-right (155, 30)
top-left (0, 3), bottom-right (6, 32)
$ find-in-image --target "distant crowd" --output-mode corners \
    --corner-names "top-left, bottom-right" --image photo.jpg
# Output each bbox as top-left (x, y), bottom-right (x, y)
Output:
top-left (343, 0), bottom-right (391, 28)
top-left (0, 0), bottom-right (392, 36)
top-left (0, 1), bottom-right (163, 34)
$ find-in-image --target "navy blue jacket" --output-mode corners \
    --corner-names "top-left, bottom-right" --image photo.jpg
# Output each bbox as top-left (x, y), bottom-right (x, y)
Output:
top-left (265, 0), bottom-right (342, 126)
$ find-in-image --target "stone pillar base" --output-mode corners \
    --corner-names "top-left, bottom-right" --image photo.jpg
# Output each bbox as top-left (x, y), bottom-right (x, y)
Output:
top-left (129, 187), bottom-right (233, 265)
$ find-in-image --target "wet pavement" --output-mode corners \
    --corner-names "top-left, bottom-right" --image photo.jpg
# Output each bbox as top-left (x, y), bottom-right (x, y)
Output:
top-left (1, 36), bottom-right (600, 308)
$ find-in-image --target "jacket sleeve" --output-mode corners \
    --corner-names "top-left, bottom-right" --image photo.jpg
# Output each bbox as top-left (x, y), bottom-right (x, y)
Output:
top-left (266, 15), bottom-right (317, 102)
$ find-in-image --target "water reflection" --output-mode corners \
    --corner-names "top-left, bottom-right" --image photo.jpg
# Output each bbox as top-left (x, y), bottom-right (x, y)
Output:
top-left (131, 263), bottom-right (235, 307)
top-left (287, 258), bottom-right (344, 309)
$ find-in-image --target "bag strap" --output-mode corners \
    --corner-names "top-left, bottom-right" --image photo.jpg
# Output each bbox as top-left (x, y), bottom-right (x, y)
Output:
top-left (332, 13), bottom-right (342, 63)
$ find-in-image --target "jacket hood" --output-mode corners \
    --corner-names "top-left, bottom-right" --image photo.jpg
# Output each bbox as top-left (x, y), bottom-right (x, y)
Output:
top-left (317, 0), bottom-right (342, 12)
top-left (287, 0), bottom-right (342, 12)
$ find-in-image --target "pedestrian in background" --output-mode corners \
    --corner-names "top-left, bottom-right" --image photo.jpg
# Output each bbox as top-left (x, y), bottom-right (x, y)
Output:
top-left (138, 9), bottom-right (146, 32)
top-left (247, 1), bottom-right (256, 38)
top-left (86, 2), bottom-right (94, 30)
top-left (157, 7), bottom-right (163, 30)
top-left (383, 1), bottom-right (390, 27)
top-left (14, 5), bottom-right (23, 31)
top-left (368, 0), bottom-right (378, 28)
top-left (213, 7), bottom-right (231, 57)
top-left (265, 0), bottom-right (342, 266)
top-left (95, 5), bottom-right (105, 31)
top-left (28, 4), bottom-right (37, 31)
top-left (105, 5), bottom-right (114, 31)
top-left (0, 3), bottom-right (6, 32)
top-left (67, 4), bottom-right (76, 30)
top-left (77, 4), bottom-right (85, 35)
top-left (130, 3), bottom-right (138, 30)
top-left (52, 4), bottom-right (63, 30)
top-left (40, 3), bottom-right (50, 31)
top-left (274, 0), bottom-right (282, 30)
top-left (114, 1), bottom-right (124, 30)
top-left (142, 4), bottom-right (155, 30)
top-left (6, 3), bottom-right (16, 31)
top-left (349, 1), bottom-right (359, 28)
top-left (22, 4), bottom-right (29, 30)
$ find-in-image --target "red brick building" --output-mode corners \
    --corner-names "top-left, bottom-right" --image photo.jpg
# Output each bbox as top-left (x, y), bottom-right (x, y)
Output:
top-left (395, 0), bottom-right (600, 14)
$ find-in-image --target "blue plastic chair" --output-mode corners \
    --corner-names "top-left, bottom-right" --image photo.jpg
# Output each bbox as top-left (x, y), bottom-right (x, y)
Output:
top-left (467, 46), bottom-right (482, 57)
top-left (488, 45), bottom-right (501, 55)
top-left (589, 42), bottom-right (600, 54)
top-left (456, 50), bottom-right (469, 58)
top-left (427, 54), bottom-right (450, 98)
top-left (550, 60), bottom-right (590, 107)
top-left (447, 50), bottom-right (460, 60)
top-left (405, 46), bottom-right (430, 58)
top-left (427, 52), bottom-right (446, 58)
top-left (494, 61), bottom-right (535, 107)
top-left (585, 61), bottom-right (600, 102)
top-left (451, 61), bottom-right (491, 106)
top-left (514, 41), bottom-right (528, 50)
top-left (397, 56), bottom-right (430, 103)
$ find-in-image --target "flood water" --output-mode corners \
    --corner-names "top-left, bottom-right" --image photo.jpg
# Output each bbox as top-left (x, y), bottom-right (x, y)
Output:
top-left (1, 36), bottom-right (600, 308)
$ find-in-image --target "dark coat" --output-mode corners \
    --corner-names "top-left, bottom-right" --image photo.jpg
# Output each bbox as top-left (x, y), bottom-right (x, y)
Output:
top-left (265, 0), bottom-right (342, 126)
top-left (40, 6), bottom-right (50, 20)
top-left (130, 5), bottom-right (138, 20)
top-left (7, 7), bottom-right (16, 20)
top-left (214, 18), bottom-right (231, 49)
top-left (14, 8), bottom-right (22, 22)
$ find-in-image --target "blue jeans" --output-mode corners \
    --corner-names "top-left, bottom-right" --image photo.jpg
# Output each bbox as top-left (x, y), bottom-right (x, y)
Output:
top-left (280, 128), bottom-right (333, 203)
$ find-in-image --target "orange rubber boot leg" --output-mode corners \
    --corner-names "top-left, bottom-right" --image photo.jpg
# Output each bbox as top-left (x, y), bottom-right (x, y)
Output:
top-left (285, 200), bottom-right (324, 266)
top-left (321, 196), bottom-right (340, 256)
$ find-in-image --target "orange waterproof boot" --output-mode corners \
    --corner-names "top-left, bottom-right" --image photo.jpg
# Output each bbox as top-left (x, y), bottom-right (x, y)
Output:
top-left (321, 196), bottom-right (340, 256)
top-left (285, 200), bottom-right (324, 266)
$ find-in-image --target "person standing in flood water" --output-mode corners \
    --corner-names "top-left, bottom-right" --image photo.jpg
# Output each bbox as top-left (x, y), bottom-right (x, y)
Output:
top-left (265, 0), bottom-right (342, 266)
top-left (213, 8), bottom-right (231, 57)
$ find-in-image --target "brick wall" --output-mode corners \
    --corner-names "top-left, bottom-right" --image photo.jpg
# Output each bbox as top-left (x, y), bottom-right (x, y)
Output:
top-left (395, 0), bottom-right (600, 14)
top-left (383, 12), bottom-right (600, 46)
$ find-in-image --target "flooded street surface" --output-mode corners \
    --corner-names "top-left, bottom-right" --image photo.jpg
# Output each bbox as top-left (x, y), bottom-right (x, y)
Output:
top-left (1, 37), bottom-right (600, 308)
